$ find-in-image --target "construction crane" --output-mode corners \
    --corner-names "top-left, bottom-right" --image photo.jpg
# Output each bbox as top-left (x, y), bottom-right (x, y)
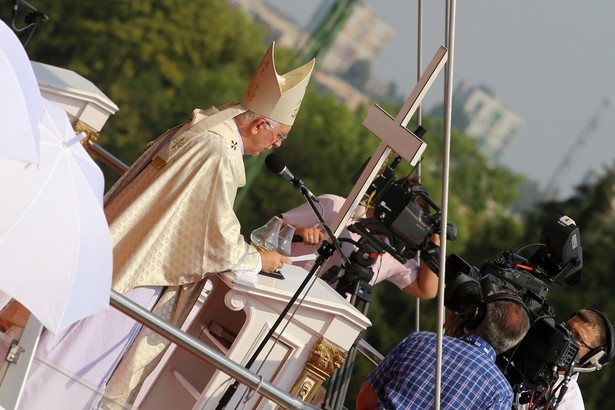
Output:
top-left (294, 0), bottom-right (359, 69)
top-left (543, 96), bottom-right (613, 200)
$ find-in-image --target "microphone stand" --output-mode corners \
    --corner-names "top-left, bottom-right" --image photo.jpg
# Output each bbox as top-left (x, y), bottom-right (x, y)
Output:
top-left (215, 181), bottom-right (350, 409)
top-left (296, 180), bottom-right (350, 267)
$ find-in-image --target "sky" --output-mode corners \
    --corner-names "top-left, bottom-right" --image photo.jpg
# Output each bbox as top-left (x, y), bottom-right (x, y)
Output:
top-left (266, 0), bottom-right (615, 200)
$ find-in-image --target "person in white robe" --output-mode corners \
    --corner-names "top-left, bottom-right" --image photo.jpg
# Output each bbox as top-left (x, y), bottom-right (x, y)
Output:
top-left (11, 41), bottom-right (315, 410)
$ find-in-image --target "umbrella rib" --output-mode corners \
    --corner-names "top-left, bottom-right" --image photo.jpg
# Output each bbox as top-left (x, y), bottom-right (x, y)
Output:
top-left (0, 140), bottom-right (64, 245)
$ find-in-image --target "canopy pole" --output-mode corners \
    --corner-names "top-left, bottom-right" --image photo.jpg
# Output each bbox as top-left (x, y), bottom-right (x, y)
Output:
top-left (0, 315), bottom-right (44, 409)
top-left (414, 0), bottom-right (425, 333)
top-left (434, 0), bottom-right (457, 409)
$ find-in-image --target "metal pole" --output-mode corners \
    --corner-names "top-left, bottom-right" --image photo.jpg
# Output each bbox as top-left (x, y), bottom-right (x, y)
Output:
top-left (357, 338), bottom-right (384, 366)
top-left (414, 0), bottom-right (424, 333)
top-left (86, 142), bottom-right (129, 174)
top-left (434, 0), bottom-right (456, 409)
top-left (109, 291), bottom-right (317, 410)
top-left (0, 316), bottom-right (44, 410)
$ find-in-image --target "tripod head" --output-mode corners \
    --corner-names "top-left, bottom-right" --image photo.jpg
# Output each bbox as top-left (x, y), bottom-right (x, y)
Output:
top-left (321, 221), bottom-right (392, 305)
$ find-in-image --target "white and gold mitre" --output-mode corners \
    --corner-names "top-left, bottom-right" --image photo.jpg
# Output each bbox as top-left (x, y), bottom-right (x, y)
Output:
top-left (241, 42), bottom-right (315, 126)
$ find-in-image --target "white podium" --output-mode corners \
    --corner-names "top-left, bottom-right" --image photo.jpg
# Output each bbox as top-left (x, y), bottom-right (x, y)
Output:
top-left (136, 265), bottom-right (371, 409)
top-left (31, 61), bottom-right (119, 144)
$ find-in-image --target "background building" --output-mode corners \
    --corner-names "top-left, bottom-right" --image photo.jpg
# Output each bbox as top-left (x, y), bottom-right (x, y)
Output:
top-left (229, 0), bottom-right (393, 109)
top-left (432, 81), bottom-right (525, 164)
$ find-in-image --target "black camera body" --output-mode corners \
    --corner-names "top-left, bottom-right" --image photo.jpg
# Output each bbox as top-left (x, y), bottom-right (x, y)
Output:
top-left (372, 182), bottom-right (437, 252)
top-left (352, 155), bottom-right (586, 400)
top-left (500, 318), bottom-right (579, 393)
top-left (361, 160), bottom-right (452, 264)
top-left (325, 154), bottom-right (450, 299)
top-left (443, 214), bottom-right (583, 396)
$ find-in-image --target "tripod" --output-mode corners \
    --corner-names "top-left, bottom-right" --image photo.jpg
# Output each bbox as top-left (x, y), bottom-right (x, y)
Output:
top-left (321, 226), bottom-right (386, 410)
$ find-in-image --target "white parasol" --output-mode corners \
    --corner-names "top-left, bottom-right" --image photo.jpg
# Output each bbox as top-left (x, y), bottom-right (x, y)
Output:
top-left (0, 20), bottom-right (43, 164)
top-left (0, 98), bottom-right (112, 334)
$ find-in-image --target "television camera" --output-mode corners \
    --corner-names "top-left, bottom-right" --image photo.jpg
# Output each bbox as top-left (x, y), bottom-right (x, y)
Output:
top-left (321, 153), bottom-right (452, 302)
top-left (444, 214), bottom-right (585, 405)
top-left (334, 152), bottom-right (588, 405)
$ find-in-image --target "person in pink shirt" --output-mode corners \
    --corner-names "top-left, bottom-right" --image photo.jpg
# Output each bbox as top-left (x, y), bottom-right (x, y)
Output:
top-left (279, 190), bottom-right (439, 300)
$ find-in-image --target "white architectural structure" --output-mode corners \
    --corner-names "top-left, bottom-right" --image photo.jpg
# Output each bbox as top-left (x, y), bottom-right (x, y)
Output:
top-left (454, 81), bottom-right (524, 163)
top-left (136, 267), bottom-right (371, 409)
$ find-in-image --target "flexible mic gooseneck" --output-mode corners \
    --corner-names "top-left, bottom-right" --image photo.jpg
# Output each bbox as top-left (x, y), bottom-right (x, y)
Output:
top-left (265, 153), bottom-right (320, 203)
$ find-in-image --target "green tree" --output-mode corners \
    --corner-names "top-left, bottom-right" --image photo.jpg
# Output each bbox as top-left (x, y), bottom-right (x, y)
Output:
top-left (15, 0), bottom-right (267, 185)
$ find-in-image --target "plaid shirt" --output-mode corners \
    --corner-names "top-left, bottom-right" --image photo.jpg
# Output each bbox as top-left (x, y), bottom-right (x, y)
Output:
top-left (368, 331), bottom-right (513, 409)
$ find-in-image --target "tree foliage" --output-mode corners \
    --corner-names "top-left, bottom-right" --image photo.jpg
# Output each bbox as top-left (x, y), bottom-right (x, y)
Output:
top-left (15, 0), bottom-right (266, 176)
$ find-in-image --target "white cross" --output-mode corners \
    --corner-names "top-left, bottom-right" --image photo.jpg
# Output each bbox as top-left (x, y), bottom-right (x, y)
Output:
top-left (330, 46), bottom-right (448, 238)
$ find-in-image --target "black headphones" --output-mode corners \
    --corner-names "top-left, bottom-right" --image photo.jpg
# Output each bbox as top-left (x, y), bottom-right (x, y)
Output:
top-left (462, 284), bottom-right (530, 331)
top-left (576, 308), bottom-right (615, 370)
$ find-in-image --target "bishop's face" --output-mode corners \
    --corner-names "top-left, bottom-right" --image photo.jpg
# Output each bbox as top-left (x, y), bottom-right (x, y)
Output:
top-left (243, 119), bottom-right (290, 156)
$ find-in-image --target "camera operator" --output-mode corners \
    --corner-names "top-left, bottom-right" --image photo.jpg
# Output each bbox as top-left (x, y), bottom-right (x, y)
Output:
top-left (356, 290), bottom-right (531, 409)
top-left (277, 183), bottom-right (440, 300)
top-left (518, 308), bottom-right (614, 410)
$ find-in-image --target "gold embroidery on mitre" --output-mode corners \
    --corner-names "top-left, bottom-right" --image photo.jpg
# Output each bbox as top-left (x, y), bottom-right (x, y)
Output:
top-left (292, 99), bottom-right (303, 118)
top-left (246, 80), bottom-right (259, 101)
top-left (246, 59), bottom-right (269, 101)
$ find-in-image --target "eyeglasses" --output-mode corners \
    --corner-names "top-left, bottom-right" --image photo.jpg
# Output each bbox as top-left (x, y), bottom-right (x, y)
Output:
top-left (265, 121), bottom-right (288, 142)
top-left (563, 322), bottom-right (594, 350)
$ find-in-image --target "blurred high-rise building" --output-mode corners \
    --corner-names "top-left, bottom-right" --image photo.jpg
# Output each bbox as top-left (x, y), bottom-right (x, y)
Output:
top-left (228, 0), bottom-right (309, 49)
top-left (228, 0), bottom-right (394, 108)
top-left (451, 82), bottom-right (525, 164)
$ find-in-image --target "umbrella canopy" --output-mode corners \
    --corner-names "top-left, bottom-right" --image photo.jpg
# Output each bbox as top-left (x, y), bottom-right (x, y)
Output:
top-left (0, 20), bottom-right (43, 163)
top-left (0, 98), bottom-right (112, 334)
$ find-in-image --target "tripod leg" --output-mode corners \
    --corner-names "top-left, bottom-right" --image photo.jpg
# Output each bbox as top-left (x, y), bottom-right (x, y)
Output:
top-left (323, 294), bottom-right (370, 409)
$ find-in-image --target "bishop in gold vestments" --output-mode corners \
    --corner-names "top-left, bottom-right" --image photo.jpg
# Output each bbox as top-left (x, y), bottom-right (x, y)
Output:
top-left (15, 42), bottom-right (314, 410)
top-left (102, 43), bottom-right (315, 407)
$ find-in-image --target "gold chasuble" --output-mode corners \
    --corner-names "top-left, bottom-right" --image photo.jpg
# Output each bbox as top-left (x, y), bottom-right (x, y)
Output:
top-left (106, 104), bottom-right (259, 294)
top-left (101, 41), bottom-right (315, 408)
top-left (102, 105), bottom-right (259, 406)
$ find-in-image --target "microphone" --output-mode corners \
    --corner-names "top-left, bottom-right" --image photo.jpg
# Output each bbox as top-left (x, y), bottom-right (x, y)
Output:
top-left (13, 0), bottom-right (19, 18)
top-left (265, 153), bottom-right (320, 203)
